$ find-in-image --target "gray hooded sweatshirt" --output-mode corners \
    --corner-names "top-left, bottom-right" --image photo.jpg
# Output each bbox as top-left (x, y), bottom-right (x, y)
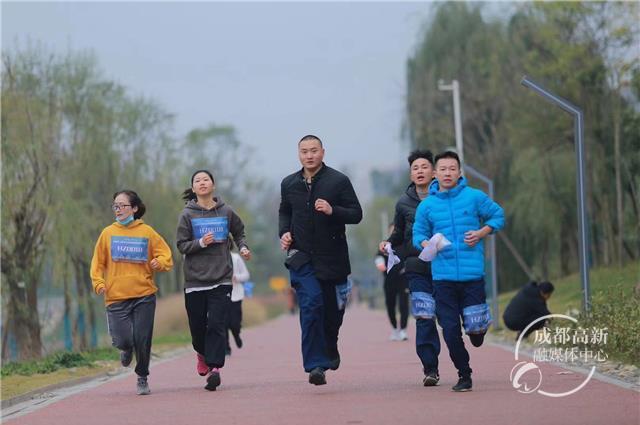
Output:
top-left (176, 198), bottom-right (248, 289)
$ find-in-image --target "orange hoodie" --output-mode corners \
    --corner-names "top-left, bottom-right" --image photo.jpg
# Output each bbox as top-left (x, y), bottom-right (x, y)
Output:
top-left (90, 219), bottom-right (173, 305)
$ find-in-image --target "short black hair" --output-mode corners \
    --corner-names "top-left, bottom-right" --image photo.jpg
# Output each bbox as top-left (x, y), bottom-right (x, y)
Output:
top-left (298, 134), bottom-right (323, 147)
top-left (538, 281), bottom-right (555, 295)
top-left (434, 150), bottom-right (461, 168)
top-left (113, 190), bottom-right (146, 219)
top-left (407, 149), bottom-right (434, 167)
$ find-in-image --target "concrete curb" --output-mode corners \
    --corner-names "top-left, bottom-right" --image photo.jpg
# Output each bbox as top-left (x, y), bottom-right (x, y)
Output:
top-left (488, 338), bottom-right (640, 392)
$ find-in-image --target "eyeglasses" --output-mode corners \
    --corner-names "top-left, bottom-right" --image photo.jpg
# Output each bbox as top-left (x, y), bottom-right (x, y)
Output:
top-left (111, 204), bottom-right (132, 211)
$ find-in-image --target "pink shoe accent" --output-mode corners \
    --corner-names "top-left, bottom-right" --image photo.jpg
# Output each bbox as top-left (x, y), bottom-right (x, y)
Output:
top-left (196, 354), bottom-right (211, 376)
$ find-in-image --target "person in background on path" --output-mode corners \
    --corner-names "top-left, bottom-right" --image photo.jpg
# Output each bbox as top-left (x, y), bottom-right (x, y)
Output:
top-left (91, 190), bottom-right (174, 396)
top-left (379, 149), bottom-right (441, 386)
top-left (413, 151), bottom-right (504, 392)
top-left (177, 169), bottom-right (251, 391)
top-left (226, 241), bottom-right (250, 355)
top-left (279, 135), bottom-right (363, 386)
top-left (503, 281), bottom-right (554, 340)
top-left (375, 224), bottom-right (409, 342)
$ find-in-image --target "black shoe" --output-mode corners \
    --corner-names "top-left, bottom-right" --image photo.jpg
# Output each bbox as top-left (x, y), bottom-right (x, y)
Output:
top-left (308, 367), bottom-right (327, 386)
top-left (225, 346), bottom-right (232, 356)
top-left (205, 370), bottom-right (221, 391)
top-left (234, 334), bottom-right (243, 349)
top-left (120, 349), bottom-right (133, 367)
top-left (469, 333), bottom-right (485, 347)
top-left (422, 371), bottom-right (440, 387)
top-left (452, 376), bottom-right (472, 392)
top-left (328, 354), bottom-right (341, 371)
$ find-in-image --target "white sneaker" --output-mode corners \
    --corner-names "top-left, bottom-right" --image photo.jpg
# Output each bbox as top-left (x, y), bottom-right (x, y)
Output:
top-left (398, 329), bottom-right (408, 341)
top-left (389, 329), bottom-right (400, 341)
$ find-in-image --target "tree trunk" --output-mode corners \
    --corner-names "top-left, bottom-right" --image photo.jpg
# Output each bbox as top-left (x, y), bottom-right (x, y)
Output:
top-left (613, 102), bottom-right (624, 266)
top-left (73, 261), bottom-right (88, 351)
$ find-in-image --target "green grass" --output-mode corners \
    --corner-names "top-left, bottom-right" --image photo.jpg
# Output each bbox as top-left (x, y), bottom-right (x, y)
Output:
top-left (495, 262), bottom-right (640, 365)
top-left (1, 348), bottom-right (119, 378)
top-left (497, 262), bottom-right (639, 321)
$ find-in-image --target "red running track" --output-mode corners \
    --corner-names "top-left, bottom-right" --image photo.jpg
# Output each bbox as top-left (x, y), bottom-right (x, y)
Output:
top-left (4, 306), bottom-right (639, 425)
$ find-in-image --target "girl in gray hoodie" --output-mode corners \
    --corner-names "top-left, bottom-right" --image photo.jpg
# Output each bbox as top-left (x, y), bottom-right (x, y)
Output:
top-left (176, 169), bottom-right (251, 391)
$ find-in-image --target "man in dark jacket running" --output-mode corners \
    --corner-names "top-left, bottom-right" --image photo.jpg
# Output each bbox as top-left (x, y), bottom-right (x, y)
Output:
top-left (379, 149), bottom-right (441, 386)
top-left (503, 281), bottom-right (554, 340)
top-left (279, 134), bottom-right (363, 386)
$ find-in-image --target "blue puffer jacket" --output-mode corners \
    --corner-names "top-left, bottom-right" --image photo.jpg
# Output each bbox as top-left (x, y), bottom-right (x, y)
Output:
top-left (412, 176), bottom-right (504, 282)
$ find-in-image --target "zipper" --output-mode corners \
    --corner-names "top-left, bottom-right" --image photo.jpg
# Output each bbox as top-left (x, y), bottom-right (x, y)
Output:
top-left (448, 194), bottom-right (459, 281)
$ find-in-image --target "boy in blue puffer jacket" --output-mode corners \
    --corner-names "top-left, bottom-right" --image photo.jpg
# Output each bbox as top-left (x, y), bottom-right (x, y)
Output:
top-left (412, 151), bottom-right (504, 392)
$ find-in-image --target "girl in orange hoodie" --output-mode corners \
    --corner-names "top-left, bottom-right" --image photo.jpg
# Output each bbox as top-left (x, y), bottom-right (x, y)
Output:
top-left (90, 190), bottom-right (173, 395)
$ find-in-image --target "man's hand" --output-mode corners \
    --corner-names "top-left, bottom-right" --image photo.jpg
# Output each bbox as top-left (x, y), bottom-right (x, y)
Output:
top-left (280, 232), bottom-right (293, 251)
top-left (96, 286), bottom-right (105, 295)
top-left (150, 258), bottom-right (161, 270)
top-left (240, 247), bottom-right (252, 260)
top-left (464, 226), bottom-right (491, 247)
top-left (314, 199), bottom-right (333, 215)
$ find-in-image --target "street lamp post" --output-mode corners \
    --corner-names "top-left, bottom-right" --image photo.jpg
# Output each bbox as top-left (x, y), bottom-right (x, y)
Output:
top-left (438, 79), bottom-right (464, 165)
top-left (521, 76), bottom-right (591, 312)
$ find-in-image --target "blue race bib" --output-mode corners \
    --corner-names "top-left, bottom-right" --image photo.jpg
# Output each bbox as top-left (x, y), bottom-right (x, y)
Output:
top-left (111, 236), bottom-right (149, 263)
top-left (411, 292), bottom-right (436, 319)
top-left (463, 303), bottom-right (492, 334)
top-left (192, 217), bottom-right (229, 242)
top-left (335, 279), bottom-right (352, 310)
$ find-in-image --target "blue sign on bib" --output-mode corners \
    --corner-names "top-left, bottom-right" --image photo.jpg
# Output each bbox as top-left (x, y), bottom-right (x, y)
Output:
top-left (111, 236), bottom-right (149, 263)
top-left (463, 303), bottom-right (492, 334)
top-left (192, 217), bottom-right (229, 242)
top-left (335, 279), bottom-right (352, 310)
top-left (411, 292), bottom-right (436, 319)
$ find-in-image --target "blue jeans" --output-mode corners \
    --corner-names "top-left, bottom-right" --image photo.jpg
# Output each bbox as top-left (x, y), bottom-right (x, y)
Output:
top-left (433, 279), bottom-right (486, 378)
top-left (405, 272), bottom-right (440, 375)
top-left (289, 263), bottom-right (346, 372)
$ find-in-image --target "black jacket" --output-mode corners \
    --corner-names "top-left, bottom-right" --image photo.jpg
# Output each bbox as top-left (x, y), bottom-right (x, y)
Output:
top-left (279, 164), bottom-right (362, 281)
top-left (503, 282), bottom-right (551, 330)
top-left (386, 183), bottom-right (430, 275)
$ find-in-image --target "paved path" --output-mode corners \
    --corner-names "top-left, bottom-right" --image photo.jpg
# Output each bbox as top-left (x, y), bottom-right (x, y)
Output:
top-left (4, 306), bottom-right (639, 425)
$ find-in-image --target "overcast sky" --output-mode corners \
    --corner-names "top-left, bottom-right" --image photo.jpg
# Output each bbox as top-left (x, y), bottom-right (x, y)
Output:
top-left (2, 1), bottom-right (435, 199)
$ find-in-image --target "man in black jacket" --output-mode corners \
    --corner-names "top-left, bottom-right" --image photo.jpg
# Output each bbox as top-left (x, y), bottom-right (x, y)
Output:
top-left (379, 149), bottom-right (441, 386)
top-left (279, 135), bottom-right (362, 386)
top-left (503, 281), bottom-right (554, 340)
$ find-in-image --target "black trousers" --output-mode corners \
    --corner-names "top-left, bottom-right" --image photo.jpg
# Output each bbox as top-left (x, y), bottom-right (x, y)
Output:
top-left (383, 267), bottom-right (409, 329)
top-left (185, 285), bottom-right (231, 369)
top-left (226, 300), bottom-right (243, 348)
top-left (106, 294), bottom-right (156, 377)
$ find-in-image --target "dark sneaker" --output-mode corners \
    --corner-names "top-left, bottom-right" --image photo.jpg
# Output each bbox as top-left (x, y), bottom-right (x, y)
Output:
top-left (136, 376), bottom-right (150, 395)
top-left (308, 367), bottom-right (327, 386)
top-left (120, 349), bottom-right (133, 367)
top-left (233, 333), bottom-right (243, 349)
top-left (205, 368), bottom-right (221, 391)
top-left (452, 376), bottom-right (472, 392)
top-left (422, 371), bottom-right (440, 387)
top-left (469, 333), bottom-right (485, 347)
top-left (328, 354), bottom-right (341, 371)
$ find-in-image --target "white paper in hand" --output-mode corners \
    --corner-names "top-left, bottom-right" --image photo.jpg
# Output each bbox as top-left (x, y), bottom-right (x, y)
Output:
top-left (384, 243), bottom-right (401, 273)
top-left (418, 233), bottom-right (451, 262)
